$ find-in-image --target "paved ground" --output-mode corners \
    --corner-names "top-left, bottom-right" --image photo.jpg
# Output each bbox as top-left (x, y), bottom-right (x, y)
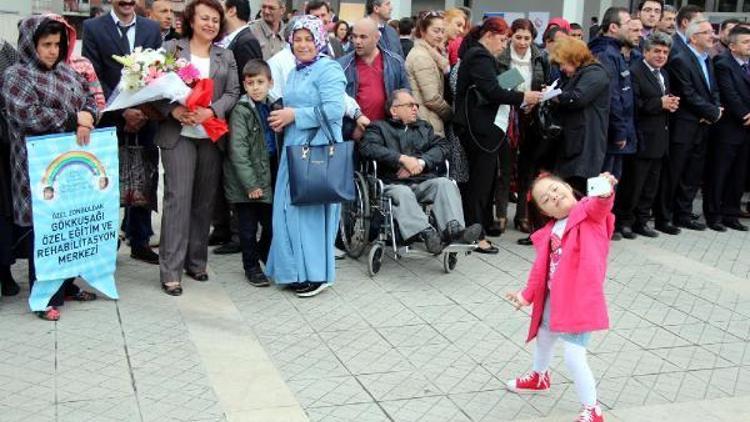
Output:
top-left (2, 205), bottom-right (750, 421)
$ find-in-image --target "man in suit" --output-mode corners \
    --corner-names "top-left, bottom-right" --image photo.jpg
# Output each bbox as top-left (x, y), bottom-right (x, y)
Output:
top-left (615, 32), bottom-right (679, 238)
top-left (146, 0), bottom-right (179, 41)
top-left (209, 0), bottom-right (263, 253)
top-left (83, 0), bottom-right (162, 264)
top-left (670, 5), bottom-right (703, 59)
top-left (656, 17), bottom-right (722, 234)
top-left (704, 25), bottom-right (750, 232)
top-left (366, 0), bottom-right (404, 58)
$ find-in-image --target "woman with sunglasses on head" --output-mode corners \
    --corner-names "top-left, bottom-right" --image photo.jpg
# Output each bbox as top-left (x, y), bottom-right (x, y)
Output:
top-left (454, 17), bottom-right (543, 254)
top-left (405, 10), bottom-right (451, 137)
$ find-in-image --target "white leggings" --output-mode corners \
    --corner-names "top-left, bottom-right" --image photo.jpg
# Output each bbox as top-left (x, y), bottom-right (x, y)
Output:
top-left (531, 326), bottom-right (597, 407)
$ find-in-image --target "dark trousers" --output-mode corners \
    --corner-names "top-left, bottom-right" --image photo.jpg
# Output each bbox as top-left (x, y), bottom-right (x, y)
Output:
top-left (0, 215), bottom-right (15, 267)
top-left (655, 125), bottom-right (707, 225)
top-left (461, 143), bottom-right (499, 239)
top-left (236, 202), bottom-right (272, 274)
top-left (703, 141), bottom-right (749, 223)
top-left (494, 141), bottom-right (512, 220)
top-left (122, 206), bottom-right (153, 248)
top-left (602, 154), bottom-right (624, 180)
top-left (211, 166), bottom-right (239, 241)
top-left (614, 155), bottom-right (662, 227)
top-left (24, 228), bottom-right (78, 307)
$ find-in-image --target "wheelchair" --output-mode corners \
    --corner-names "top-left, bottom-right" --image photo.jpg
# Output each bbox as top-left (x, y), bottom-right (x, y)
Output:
top-left (339, 160), bottom-right (476, 276)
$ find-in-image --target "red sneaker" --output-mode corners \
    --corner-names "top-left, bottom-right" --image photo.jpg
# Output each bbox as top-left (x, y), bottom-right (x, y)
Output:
top-left (505, 370), bottom-right (551, 393)
top-left (575, 405), bottom-right (604, 422)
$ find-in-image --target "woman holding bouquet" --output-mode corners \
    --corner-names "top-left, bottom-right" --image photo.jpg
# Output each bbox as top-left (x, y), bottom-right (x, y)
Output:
top-left (154, 0), bottom-right (239, 296)
top-left (1, 15), bottom-right (100, 320)
top-left (265, 15), bottom-right (347, 298)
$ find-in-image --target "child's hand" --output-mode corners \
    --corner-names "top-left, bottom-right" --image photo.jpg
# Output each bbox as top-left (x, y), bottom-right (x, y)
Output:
top-left (505, 291), bottom-right (530, 310)
top-left (597, 172), bottom-right (618, 197)
top-left (248, 188), bottom-right (263, 199)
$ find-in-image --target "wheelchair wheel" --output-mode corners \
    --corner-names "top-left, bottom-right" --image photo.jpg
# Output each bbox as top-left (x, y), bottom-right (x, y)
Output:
top-left (339, 172), bottom-right (370, 258)
top-left (443, 252), bottom-right (458, 273)
top-left (368, 243), bottom-right (384, 276)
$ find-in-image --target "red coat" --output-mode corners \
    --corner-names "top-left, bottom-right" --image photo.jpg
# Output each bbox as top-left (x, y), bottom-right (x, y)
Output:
top-left (521, 195), bottom-right (615, 343)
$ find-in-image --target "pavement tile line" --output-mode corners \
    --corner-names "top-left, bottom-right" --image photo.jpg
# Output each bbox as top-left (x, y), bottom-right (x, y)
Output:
top-left (114, 302), bottom-right (146, 422)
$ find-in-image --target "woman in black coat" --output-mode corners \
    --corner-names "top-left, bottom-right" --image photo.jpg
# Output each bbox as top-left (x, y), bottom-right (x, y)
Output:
top-left (549, 37), bottom-right (610, 192)
top-left (454, 17), bottom-right (542, 253)
top-left (0, 39), bottom-right (19, 297)
top-left (496, 19), bottom-right (551, 235)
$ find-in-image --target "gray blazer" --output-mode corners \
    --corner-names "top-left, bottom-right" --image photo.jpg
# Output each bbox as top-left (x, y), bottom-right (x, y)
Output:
top-left (155, 38), bottom-right (240, 149)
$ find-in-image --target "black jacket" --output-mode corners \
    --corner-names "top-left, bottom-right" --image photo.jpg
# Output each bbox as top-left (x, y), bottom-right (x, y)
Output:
top-left (454, 40), bottom-right (524, 152)
top-left (713, 51), bottom-right (750, 145)
top-left (227, 26), bottom-right (263, 85)
top-left (667, 49), bottom-right (721, 129)
top-left (554, 62), bottom-right (610, 179)
top-left (359, 118), bottom-right (449, 184)
top-left (670, 32), bottom-right (690, 59)
top-left (589, 35), bottom-right (636, 154)
top-left (631, 59), bottom-right (670, 159)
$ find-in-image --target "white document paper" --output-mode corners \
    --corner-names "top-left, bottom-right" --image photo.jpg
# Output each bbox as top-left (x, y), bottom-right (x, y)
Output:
top-left (541, 79), bottom-right (562, 102)
top-left (494, 104), bottom-right (511, 132)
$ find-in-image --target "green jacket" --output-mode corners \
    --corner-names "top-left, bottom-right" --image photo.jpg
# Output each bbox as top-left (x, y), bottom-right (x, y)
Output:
top-left (223, 96), bottom-right (273, 204)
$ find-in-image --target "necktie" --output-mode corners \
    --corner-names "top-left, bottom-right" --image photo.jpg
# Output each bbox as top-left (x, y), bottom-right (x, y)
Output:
top-left (653, 69), bottom-right (665, 94)
top-left (742, 63), bottom-right (750, 78)
top-left (118, 23), bottom-right (133, 53)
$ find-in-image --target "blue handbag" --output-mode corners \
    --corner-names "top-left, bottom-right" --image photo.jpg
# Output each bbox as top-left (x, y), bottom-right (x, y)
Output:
top-left (287, 107), bottom-right (355, 205)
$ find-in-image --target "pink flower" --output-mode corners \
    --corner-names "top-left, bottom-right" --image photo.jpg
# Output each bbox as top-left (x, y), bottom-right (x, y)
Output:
top-left (144, 66), bottom-right (164, 85)
top-left (177, 63), bottom-right (201, 87)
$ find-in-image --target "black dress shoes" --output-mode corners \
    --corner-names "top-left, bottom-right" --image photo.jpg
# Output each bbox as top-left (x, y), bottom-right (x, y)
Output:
top-left (723, 219), bottom-right (749, 232)
top-left (706, 221), bottom-right (727, 232)
top-left (675, 219), bottom-right (706, 231)
top-left (619, 226), bottom-right (637, 239)
top-left (655, 222), bottom-right (681, 235)
top-left (633, 224), bottom-right (659, 238)
top-left (131, 246), bottom-right (159, 265)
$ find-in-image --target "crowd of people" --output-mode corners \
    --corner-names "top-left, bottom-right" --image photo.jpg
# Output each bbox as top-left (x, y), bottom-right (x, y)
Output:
top-left (0, 1), bottom-right (749, 419)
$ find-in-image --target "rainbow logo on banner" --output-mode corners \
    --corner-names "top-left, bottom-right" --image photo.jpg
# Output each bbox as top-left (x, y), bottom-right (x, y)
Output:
top-left (40, 151), bottom-right (109, 199)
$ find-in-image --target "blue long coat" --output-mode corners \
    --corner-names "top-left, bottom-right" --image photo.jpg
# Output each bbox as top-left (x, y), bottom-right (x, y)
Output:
top-left (266, 57), bottom-right (347, 284)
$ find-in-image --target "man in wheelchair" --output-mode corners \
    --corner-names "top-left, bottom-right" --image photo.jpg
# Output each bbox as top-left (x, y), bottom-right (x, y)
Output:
top-left (359, 89), bottom-right (482, 254)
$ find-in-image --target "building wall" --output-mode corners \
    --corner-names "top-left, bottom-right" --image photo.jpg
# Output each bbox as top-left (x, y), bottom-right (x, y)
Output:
top-left (0, 0), bottom-right (32, 46)
top-left (470, 0), bottom-right (564, 23)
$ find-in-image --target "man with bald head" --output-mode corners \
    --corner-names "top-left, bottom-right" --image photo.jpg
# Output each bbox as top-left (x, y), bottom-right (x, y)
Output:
top-left (337, 17), bottom-right (410, 139)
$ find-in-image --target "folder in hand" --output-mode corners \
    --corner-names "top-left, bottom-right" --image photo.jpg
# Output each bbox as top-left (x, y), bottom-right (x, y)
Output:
top-left (497, 67), bottom-right (525, 90)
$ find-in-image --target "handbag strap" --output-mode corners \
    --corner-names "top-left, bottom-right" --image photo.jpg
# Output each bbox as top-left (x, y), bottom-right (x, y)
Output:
top-left (314, 107), bottom-right (337, 145)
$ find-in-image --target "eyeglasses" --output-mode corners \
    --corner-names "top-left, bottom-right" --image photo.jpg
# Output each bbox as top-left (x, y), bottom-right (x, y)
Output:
top-left (393, 102), bottom-right (420, 109)
top-left (694, 30), bottom-right (714, 36)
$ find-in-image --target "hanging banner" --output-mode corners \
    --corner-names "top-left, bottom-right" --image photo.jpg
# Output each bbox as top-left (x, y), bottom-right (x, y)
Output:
top-left (25, 128), bottom-right (120, 311)
top-left (529, 12), bottom-right (551, 44)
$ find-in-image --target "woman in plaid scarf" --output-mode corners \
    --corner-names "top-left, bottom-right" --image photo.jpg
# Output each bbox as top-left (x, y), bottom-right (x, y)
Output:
top-left (1, 15), bottom-right (100, 321)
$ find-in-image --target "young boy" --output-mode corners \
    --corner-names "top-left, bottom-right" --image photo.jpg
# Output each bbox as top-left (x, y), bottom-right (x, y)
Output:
top-left (224, 59), bottom-right (279, 287)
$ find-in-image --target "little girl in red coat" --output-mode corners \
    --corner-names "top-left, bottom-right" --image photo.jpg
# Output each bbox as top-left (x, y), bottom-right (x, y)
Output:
top-left (506, 172), bottom-right (617, 422)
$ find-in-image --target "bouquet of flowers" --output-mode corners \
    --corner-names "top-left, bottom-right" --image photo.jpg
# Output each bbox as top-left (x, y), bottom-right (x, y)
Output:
top-left (104, 47), bottom-right (228, 141)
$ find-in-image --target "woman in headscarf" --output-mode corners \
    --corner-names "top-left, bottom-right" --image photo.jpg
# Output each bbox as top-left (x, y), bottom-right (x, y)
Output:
top-left (1, 15), bottom-right (100, 320)
top-left (266, 15), bottom-right (346, 298)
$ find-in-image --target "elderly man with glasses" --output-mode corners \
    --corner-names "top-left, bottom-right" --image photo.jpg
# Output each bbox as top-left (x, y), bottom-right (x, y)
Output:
top-left (359, 89), bottom-right (481, 255)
